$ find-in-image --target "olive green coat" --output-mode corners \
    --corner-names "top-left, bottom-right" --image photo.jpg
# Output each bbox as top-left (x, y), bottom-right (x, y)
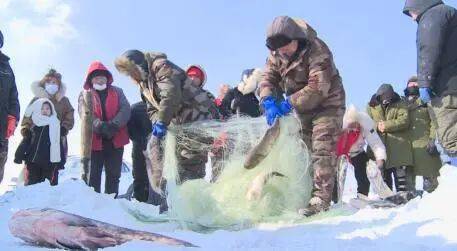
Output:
top-left (367, 101), bottom-right (413, 168)
top-left (406, 98), bottom-right (441, 177)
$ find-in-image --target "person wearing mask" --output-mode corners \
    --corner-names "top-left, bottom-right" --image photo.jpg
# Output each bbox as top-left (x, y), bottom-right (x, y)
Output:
top-left (367, 84), bottom-right (414, 192)
top-left (258, 16), bottom-right (346, 216)
top-left (403, 0), bottom-right (457, 165)
top-left (78, 61), bottom-right (130, 196)
top-left (20, 69), bottom-right (74, 184)
top-left (403, 76), bottom-right (442, 192)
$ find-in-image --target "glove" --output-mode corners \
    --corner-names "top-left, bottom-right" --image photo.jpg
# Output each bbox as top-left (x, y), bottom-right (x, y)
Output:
top-left (419, 87), bottom-right (432, 103)
top-left (261, 96), bottom-right (283, 126)
top-left (60, 127), bottom-right (68, 137)
top-left (6, 115), bottom-right (16, 139)
top-left (152, 121), bottom-right (167, 139)
top-left (279, 97), bottom-right (293, 115)
top-left (20, 127), bottom-right (32, 138)
top-left (426, 139), bottom-right (439, 156)
top-left (101, 122), bottom-right (119, 140)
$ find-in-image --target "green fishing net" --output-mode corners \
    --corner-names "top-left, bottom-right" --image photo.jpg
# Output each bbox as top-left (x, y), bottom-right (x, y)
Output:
top-left (162, 116), bottom-right (313, 230)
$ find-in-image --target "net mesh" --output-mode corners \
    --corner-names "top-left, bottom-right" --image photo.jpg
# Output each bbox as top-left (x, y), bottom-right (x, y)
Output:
top-left (162, 116), bottom-right (313, 230)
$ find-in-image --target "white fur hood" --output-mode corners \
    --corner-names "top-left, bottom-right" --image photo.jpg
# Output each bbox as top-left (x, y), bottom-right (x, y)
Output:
top-left (31, 81), bottom-right (67, 102)
top-left (237, 68), bottom-right (263, 95)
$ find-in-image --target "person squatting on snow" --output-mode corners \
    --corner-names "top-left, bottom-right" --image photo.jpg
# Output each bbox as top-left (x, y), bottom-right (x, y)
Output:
top-left (20, 69), bottom-right (75, 184)
top-left (0, 30), bottom-right (20, 183)
top-left (127, 100), bottom-right (152, 202)
top-left (336, 105), bottom-right (386, 197)
top-left (403, 76), bottom-right (442, 192)
top-left (78, 61), bottom-right (130, 196)
top-left (114, 50), bottom-right (219, 184)
top-left (223, 68), bottom-right (262, 118)
top-left (367, 84), bottom-right (415, 192)
top-left (403, 0), bottom-right (457, 165)
top-left (258, 16), bottom-right (346, 216)
top-left (14, 99), bottom-right (61, 186)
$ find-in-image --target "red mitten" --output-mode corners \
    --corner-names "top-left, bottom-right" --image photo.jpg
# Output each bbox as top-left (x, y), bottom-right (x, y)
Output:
top-left (6, 114), bottom-right (17, 139)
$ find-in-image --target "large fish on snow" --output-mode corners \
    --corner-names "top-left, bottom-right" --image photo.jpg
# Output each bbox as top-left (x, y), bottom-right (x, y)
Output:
top-left (9, 208), bottom-right (197, 249)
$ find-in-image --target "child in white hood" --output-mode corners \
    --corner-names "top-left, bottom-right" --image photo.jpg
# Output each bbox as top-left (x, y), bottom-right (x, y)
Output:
top-left (336, 105), bottom-right (387, 197)
top-left (15, 98), bottom-right (61, 186)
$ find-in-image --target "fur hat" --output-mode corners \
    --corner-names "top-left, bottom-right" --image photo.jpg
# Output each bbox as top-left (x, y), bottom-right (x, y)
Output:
top-left (115, 50), bottom-right (149, 82)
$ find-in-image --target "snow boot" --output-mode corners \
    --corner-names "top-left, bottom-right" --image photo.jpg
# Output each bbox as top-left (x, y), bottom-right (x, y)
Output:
top-left (298, 197), bottom-right (330, 217)
top-left (385, 190), bottom-right (424, 205)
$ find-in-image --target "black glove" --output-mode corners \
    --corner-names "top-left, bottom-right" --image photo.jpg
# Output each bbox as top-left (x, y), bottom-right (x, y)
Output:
top-left (101, 122), bottom-right (119, 140)
top-left (60, 126), bottom-right (68, 137)
top-left (426, 139), bottom-right (439, 156)
top-left (20, 127), bottom-right (31, 138)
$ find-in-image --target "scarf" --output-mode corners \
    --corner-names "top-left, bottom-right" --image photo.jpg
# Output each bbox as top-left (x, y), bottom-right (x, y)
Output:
top-left (24, 98), bottom-right (61, 163)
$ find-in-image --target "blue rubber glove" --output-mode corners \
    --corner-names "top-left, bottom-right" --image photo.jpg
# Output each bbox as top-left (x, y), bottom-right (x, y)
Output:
top-left (152, 121), bottom-right (167, 139)
top-left (419, 87), bottom-right (432, 103)
top-left (261, 96), bottom-right (283, 126)
top-left (450, 157), bottom-right (457, 167)
top-left (279, 97), bottom-right (293, 115)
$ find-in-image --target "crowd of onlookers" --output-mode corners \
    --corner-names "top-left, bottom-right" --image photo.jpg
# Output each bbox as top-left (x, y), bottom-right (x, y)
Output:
top-left (1, 0), bottom-right (457, 218)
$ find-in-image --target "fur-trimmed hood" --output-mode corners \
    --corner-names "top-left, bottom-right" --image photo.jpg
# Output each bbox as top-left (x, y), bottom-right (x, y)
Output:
top-left (343, 105), bottom-right (376, 131)
top-left (31, 81), bottom-right (67, 102)
top-left (237, 68), bottom-right (263, 95)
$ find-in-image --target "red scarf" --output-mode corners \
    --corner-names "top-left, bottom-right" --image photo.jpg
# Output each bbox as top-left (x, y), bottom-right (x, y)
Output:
top-left (336, 129), bottom-right (361, 160)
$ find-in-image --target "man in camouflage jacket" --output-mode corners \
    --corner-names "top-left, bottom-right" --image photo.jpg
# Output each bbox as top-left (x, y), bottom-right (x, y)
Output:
top-left (258, 16), bottom-right (346, 216)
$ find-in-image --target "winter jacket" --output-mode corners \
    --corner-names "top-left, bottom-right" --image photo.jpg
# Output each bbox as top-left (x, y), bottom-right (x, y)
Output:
top-left (115, 52), bottom-right (219, 125)
top-left (128, 100), bottom-right (152, 150)
top-left (342, 106), bottom-right (386, 161)
top-left (78, 61), bottom-right (130, 151)
top-left (259, 17), bottom-right (345, 114)
top-left (0, 52), bottom-right (20, 139)
top-left (21, 81), bottom-right (74, 134)
top-left (405, 97), bottom-right (441, 177)
top-left (15, 125), bottom-right (64, 166)
top-left (403, 0), bottom-right (457, 96)
top-left (367, 93), bottom-right (413, 168)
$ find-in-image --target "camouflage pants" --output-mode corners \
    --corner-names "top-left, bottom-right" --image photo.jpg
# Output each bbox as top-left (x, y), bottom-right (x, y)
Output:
top-left (176, 146), bottom-right (207, 184)
top-left (430, 94), bottom-right (457, 157)
top-left (297, 107), bottom-right (344, 204)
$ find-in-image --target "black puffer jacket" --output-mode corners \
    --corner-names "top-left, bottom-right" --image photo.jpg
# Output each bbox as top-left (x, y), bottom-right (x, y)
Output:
top-left (127, 101), bottom-right (152, 151)
top-left (0, 52), bottom-right (20, 139)
top-left (230, 88), bottom-right (261, 117)
top-left (15, 126), bottom-right (64, 166)
top-left (403, 0), bottom-right (457, 96)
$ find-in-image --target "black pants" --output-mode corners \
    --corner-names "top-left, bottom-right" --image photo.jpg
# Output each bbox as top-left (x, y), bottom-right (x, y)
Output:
top-left (25, 163), bottom-right (58, 186)
top-left (132, 144), bottom-right (149, 202)
top-left (89, 144), bottom-right (124, 195)
top-left (0, 139), bottom-right (8, 183)
top-left (352, 152), bottom-right (370, 196)
top-left (383, 166), bottom-right (414, 192)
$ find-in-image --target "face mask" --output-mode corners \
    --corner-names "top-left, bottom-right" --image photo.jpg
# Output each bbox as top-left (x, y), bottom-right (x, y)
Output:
top-left (406, 87), bottom-right (419, 97)
top-left (45, 83), bottom-right (59, 95)
top-left (93, 84), bottom-right (107, 91)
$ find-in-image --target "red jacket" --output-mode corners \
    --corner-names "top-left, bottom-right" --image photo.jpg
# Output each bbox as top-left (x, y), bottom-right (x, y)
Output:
top-left (84, 61), bottom-right (130, 151)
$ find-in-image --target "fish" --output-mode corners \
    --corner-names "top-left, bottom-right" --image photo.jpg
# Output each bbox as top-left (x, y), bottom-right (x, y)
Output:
top-left (79, 90), bottom-right (93, 183)
top-left (244, 119), bottom-right (281, 169)
top-left (9, 208), bottom-right (197, 249)
top-left (246, 171), bottom-right (286, 201)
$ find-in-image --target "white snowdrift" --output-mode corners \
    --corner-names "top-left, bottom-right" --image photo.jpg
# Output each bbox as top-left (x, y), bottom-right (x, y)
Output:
top-left (0, 165), bottom-right (456, 250)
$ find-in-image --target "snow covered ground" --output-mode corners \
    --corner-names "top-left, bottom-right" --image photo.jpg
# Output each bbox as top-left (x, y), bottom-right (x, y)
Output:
top-left (0, 165), bottom-right (457, 250)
